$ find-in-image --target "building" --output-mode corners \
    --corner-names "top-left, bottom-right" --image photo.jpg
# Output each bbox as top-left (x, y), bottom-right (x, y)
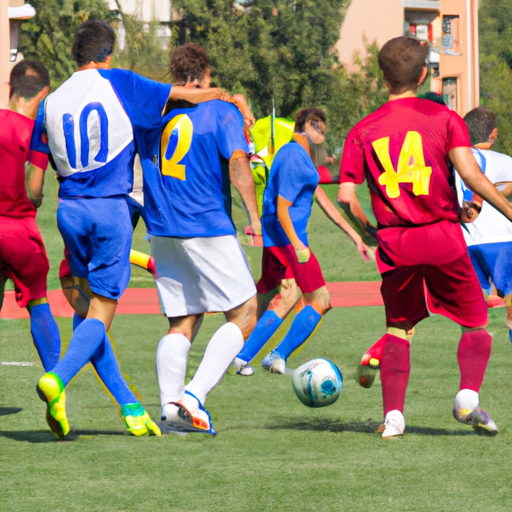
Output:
top-left (336, 0), bottom-right (479, 116)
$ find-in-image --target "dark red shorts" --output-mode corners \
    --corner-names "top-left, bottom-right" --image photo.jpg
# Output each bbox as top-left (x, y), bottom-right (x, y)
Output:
top-left (0, 217), bottom-right (49, 308)
top-left (256, 244), bottom-right (326, 295)
top-left (376, 220), bottom-right (487, 329)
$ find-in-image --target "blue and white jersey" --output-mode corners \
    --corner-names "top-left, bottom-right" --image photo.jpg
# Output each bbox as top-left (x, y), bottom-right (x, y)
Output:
top-left (261, 141), bottom-right (319, 247)
top-left (31, 68), bottom-right (171, 198)
top-left (455, 148), bottom-right (512, 245)
top-left (142, 100), bottom-right (249, 237)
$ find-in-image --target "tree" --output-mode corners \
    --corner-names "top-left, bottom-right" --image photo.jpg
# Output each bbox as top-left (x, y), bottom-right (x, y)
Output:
top-left (479, 0), bottom-right (512, 154)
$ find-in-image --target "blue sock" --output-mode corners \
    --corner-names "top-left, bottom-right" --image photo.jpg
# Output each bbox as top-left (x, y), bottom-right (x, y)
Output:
top-left (73, 312), bottom-right (85, 331)
top-left (30, 303), bottom-right (61, 372)
top-left (237, 310), bottom-right (283, 363)
top-left (51, 318), bottom-right (105, 386)
top-left (274, 305), bottom-right (322, 360)
top-left (90, 336), bottom-right (138, 405)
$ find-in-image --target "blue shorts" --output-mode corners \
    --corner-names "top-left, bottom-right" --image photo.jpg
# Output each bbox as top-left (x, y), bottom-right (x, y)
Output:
top-left (57, 197), bottom-right (132, 300)
top-left (468, 242), bottom-right (512, 299)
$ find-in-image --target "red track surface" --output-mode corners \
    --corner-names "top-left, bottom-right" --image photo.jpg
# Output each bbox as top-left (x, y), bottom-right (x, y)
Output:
top-left (0, 281), bottom-right (389, 319)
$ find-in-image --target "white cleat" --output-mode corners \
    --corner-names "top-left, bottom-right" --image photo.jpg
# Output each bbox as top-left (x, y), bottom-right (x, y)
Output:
top-left (233, 357), bottom-right (255, 376)
top-left (378, 409), bottom-right (405, 439)
top-left (453, 389), bottom-right (498, 436)
top-left (261, 351), bottom-right (287, 374)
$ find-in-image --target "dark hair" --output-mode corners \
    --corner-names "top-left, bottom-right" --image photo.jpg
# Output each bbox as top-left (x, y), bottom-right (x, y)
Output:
top-left (378, 36), bottom-right (429, 94)
top-left (463, 106), bottom-right (497, 146)
top-left (9, 60), bottom-right (50, 99)
top-left (294, 108), bottom-right (327, 133)
top-left (169, 43), bottom-right (209, 85)
top-left (71, 20), bottom-right (115, 67)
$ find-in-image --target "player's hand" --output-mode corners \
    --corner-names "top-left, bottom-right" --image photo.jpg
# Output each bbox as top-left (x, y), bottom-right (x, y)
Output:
top-left (244, 226), bottom-right (263, 246)
top-left (356, 238), bottom-right (372, 262)
top-left (230, 94), bottom-right (255, 128)
top-left (293, 241), bottom-right (311, 263)
top-left (459, 200), bottom-right (481, 223)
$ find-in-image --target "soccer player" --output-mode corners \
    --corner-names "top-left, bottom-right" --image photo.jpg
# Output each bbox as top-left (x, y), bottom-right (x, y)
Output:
top-left (142, 43), bottom-right (260, 434)
top-left (31, 20), bottom-right (237, 438)
top-left (337, 36), bottom-right (512, 438)
top-left (454, 107), bottom-right (512, 341)
top-left (0, 60), bottom-right (60, 372)
top-left (234, 108), bottom-right (370, 376)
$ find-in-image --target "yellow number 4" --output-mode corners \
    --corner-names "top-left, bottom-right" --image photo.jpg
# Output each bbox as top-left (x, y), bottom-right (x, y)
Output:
top-left (372, 131), bottom-right (432, 199)
top-left (161, 114), bottom-right (193, 180)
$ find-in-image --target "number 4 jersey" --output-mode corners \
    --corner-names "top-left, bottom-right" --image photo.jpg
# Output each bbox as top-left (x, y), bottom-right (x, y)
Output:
top-left (31, 68), bottom-right (171, 198)
top-left (340, 97), bottom-right (471, 228)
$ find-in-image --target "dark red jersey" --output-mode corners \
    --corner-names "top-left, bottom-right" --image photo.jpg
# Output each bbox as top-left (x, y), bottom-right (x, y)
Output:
top-left (340, 97), bottom-right (470, 228)
top-left (0, 110), bottom-right (48, 219)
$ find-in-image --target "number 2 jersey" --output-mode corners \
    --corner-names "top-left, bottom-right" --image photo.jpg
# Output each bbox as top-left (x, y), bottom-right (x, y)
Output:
top-left (142, 100), bottom-right (249, 238)
top-left (30, 68), bottom-right (171, 199)
top-left (340, 97), bottom-right (471, 228)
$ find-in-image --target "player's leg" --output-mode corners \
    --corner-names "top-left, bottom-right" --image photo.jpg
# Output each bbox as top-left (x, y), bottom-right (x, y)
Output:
top-left (234, 279), bottom-right (300, 375)
top-left (264, 284), bottom-right (330, 374)
top-left (260, 247), bottom-right (329, 374)
top-left (27, 298), bottom-right (61, 372)
top-left (424, 238), bottom-right (497, 435)
top-left (0, 274), bottom-right (6, 312)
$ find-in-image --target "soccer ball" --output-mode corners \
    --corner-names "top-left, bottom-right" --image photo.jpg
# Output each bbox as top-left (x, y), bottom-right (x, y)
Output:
top-left (291, 358), bottom-right (343, 408)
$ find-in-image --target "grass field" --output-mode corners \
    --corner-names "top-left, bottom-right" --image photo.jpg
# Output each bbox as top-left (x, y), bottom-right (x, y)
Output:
top-left (2, 176), bottom-right (512, 511)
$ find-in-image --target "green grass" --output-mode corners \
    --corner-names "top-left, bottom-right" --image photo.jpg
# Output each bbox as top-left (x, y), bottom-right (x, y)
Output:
top-left (2, 174), bottom-right (512, 511)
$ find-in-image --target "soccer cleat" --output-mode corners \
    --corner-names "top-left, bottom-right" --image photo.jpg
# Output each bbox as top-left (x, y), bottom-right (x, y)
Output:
top-left (36, 372), bottom-right (69, 438)
top-left (167, 391), bottom-right (216, 435)
top-left (233, 357), bottom-right (255, 376)
top-left (378, 409), bottom-right (405, 439)
top-left (453, 389), bottom-right (498, 436)
top-left (120, 403), bottom-right (161, 437)
top-left (356, 355), bottom-right (380, 389)
top-left (261, 351), bottom-right (287, 374)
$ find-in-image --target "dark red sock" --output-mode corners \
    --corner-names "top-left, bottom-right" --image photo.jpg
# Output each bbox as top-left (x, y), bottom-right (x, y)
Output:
top-left (458, 329), bottom-right (492, 392)
top-left (381, 334), bottom-right (410, 415)
top-left (361, 335), bottom-right (387, 365)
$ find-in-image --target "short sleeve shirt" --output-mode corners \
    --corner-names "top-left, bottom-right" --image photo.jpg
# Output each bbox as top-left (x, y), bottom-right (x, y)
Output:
top-left (142, 100), bottom-right (249, 237)
top-left (340, 97), bottom-right (470, 228)
top-left (31, 68), bottom-right (171, 199)
top-left (261, 141), bottom-right (319, 247)
top-left (0, 110), bottom-right (38, 219)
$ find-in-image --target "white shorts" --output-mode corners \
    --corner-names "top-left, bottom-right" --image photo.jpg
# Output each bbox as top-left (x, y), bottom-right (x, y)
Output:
top-left (150, 235), bottom-right (256, 317)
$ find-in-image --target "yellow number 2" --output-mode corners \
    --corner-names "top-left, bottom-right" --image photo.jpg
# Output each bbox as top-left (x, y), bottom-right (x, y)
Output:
top-left (372, 131), bottom-right (432, 199)
top-left (160, 114), bottom-right (193, 180)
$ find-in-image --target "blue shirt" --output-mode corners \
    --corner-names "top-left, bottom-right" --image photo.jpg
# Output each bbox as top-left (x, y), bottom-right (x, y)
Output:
top-left (31, 68), bottom-right (171, 199)
top-left (142, 100), bottom-right (249, 237)
top-left (262, 141), bottom-right (319, 247)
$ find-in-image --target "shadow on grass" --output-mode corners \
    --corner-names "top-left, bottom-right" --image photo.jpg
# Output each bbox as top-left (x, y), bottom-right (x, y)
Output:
top-left (0, 407), bottom-right (22, 416)
top-left (0, 428), bottom-right (127, 443)
top-left (268, 417), bottom-right (475, 436)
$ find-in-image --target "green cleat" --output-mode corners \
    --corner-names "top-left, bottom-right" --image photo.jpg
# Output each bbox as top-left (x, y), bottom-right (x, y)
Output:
top-left (36, 372), bottom-right (69, 438)
top-left (120, 403), bottom-right (161, 437)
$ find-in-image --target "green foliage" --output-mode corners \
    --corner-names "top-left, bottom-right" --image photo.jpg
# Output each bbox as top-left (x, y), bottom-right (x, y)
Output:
top-left (18, 0), bottom-right (116, 90)
top-left (479, 0), bottom-right (512, 154)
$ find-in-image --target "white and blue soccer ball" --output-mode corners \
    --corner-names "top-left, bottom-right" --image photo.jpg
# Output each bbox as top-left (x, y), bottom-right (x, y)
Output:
top-left (292, 358), bottom-right (343, 408)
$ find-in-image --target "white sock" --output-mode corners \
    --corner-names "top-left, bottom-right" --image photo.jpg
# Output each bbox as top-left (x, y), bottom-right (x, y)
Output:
top-left (156, 333), bottom-right (191, 407)
top-left (186, 322), bottom-right (244, 404)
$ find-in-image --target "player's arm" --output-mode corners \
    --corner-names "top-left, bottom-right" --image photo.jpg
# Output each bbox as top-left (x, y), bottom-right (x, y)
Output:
top-left (495, 181), bottom-right (512, 198)
top-left (337, 183), bottom-right (378, 240)
top-left (276, 195), bottom-right (310, 263)
top-left (169, 88), bottom-right (254, 128)
top-left (229, 152), bottom-right (261, 238)
top-left (315, 186), bottom-right (370, 261)
top-left (451, 146), bottom-right (512, 222)
top-left (25, 164), bottom-right (45, 208)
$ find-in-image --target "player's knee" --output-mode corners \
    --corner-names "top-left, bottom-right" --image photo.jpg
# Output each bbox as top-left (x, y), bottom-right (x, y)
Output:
top-left (227, 296), bottom-right (257, 339)
top-left (305, 287), bottom-right (331, 314)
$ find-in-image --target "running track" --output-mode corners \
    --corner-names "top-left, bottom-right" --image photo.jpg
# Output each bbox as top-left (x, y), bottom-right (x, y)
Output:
top-left (0, 282), bottom-right (390, 319)
top-left (1, 282), bottom-right (505, 319)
